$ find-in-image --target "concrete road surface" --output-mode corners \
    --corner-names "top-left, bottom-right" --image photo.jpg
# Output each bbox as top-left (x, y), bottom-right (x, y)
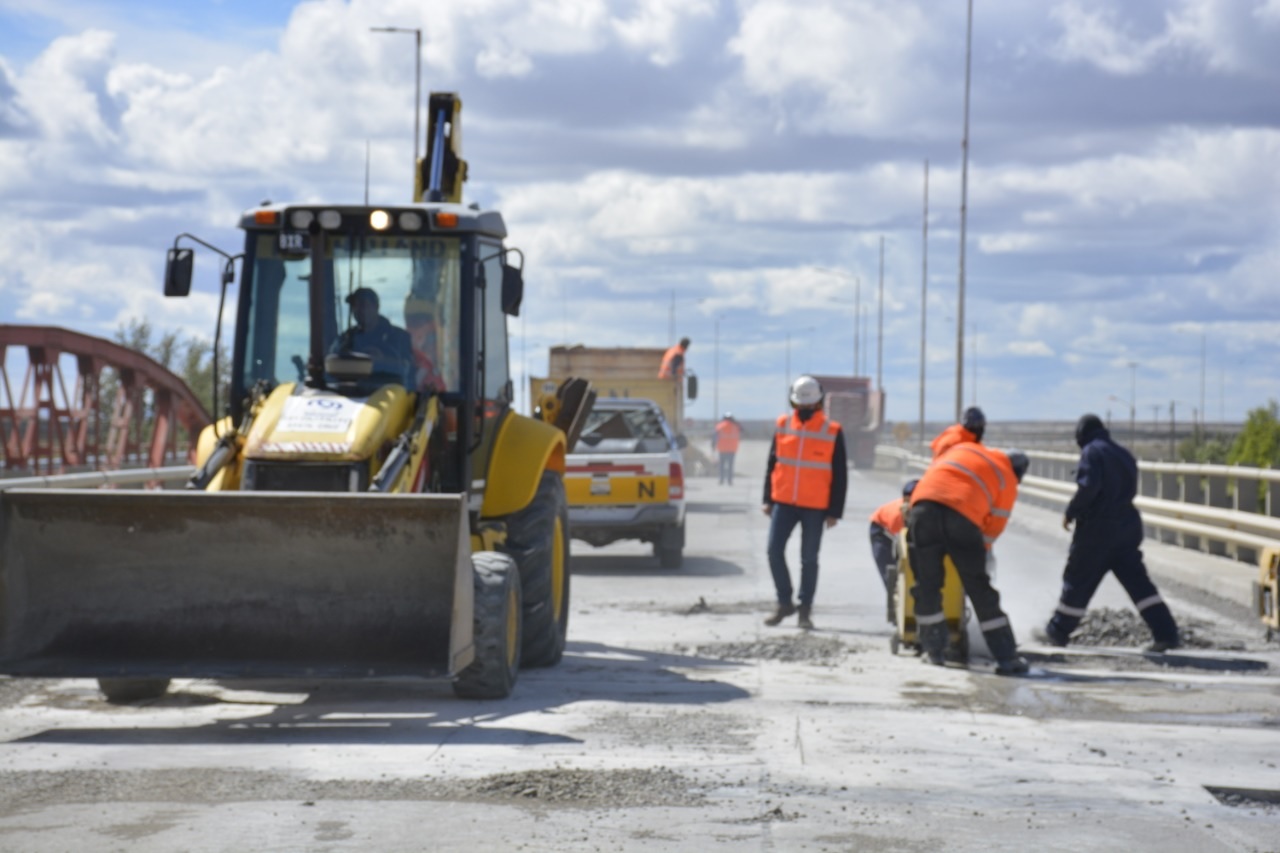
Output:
top-left (1, 440), bottom-right (1277, 852)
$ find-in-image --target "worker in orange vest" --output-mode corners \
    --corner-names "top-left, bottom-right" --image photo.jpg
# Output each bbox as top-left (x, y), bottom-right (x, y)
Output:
top-left (658, 337), bottom-right (690, 379)
top-left (907, 443), bottom-right (1030, 674)
top-left (712, 412), bottom-right (742, 485)
top-left (929, 406), bottom-right (985, 458)
top-left (762, 375), bottom-right (847, 630)
top-left (869, 479), bottom-right (917, 620)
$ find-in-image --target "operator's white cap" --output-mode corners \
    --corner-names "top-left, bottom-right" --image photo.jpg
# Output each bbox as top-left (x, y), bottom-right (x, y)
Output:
top-left (789, 375), bottom-right (824, 407)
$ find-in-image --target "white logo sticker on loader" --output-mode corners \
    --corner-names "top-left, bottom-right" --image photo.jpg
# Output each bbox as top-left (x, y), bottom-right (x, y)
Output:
top-left (277, 396), bottom-right (363, 434)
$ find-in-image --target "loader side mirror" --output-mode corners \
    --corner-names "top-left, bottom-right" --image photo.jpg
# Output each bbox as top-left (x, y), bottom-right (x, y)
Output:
top-left (164, 248), bottom-right (194, 297)
top-left (501, 264), bottom-right (523, 316)
top-left (686, 373), bottom-right (698, 401)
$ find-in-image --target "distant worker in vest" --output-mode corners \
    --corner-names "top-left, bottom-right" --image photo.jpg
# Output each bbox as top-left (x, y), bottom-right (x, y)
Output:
top-left (713, 412), bottom-right (742, 485)
top-left (930, 405), bottom-right (985, 458)
top-left (1037, 414), bottom-right (1181, 652)
top-left (658, 337), bottom-right (690, 379)
top-left (907, 443), bottom-right (1031, 675)
top-left (868, 479), bottom-right (918, 618)
top-left (762, 376), bottom-right (848, 630)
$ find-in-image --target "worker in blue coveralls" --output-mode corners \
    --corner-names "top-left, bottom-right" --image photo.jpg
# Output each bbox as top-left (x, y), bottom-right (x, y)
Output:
top-left (1038, 413), bottom-right (1181, 652)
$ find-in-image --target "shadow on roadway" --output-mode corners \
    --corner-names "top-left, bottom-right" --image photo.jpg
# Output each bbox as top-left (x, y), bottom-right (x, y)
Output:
top-left (12, 640), bottom-right (751, 748)
top-left (571, 553), bottom-right (743, 577)
top-left (1022, 649), bottom-right (1269, 673)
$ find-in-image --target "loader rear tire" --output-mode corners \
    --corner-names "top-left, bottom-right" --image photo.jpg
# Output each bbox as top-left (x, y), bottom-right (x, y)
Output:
top-left (98, 678), bottom-right (170, 703)
top-left (502, 472), bottom-right (570, 668)
top-left (454, 552), bottom-right (522, 700)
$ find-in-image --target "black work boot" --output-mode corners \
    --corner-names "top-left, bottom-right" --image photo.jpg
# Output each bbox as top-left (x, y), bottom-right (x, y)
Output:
top-left (984, 624), bottom-right (1029, 676)
top-left (764, 602), bottom-right (797, 626)
top-left (918, 621), bottom-right (948, 666)
top-left (797, 606), bottom-right (814, 630)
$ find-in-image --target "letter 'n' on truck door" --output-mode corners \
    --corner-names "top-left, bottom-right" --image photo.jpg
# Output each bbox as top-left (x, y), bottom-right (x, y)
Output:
top-left (638, 480), bottom-right (655, 499)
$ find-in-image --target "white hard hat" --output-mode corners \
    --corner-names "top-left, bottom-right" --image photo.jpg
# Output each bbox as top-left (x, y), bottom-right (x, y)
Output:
top-left (789, 375), bottom-right (824, 407)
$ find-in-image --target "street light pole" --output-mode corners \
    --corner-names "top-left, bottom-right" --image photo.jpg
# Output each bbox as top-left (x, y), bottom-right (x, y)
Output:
top-left (877, 235), bottom-right (884, 391)
top-left (1128, 361), bottom-right (1138, 446)
top-left (714, 317), bottom-right (720, 422)
top-left (920, 160), bottom-right (928, 448)
top-left (956, 0), bottom-right (974, 421)
top-left (370, 26), bottom-right (422, 190)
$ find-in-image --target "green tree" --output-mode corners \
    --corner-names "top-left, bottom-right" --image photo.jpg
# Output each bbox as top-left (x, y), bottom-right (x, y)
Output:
top-left (1228, 401), bottom-right (1280, 468)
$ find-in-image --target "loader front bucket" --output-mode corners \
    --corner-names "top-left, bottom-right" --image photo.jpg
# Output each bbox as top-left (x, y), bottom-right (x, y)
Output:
top-left (0, 490), bottom-right (474, 680)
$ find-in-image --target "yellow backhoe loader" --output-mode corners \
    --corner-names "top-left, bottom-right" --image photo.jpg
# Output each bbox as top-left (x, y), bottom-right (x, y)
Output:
top-left (0, 93), bottom-right (592, 701)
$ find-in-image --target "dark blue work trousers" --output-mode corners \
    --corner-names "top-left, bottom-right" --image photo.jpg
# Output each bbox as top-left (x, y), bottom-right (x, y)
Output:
top-left (1048, 516), bottom-right (1179, 645)
top-left (767, 502), bottom-right (827, 608)
top-left (868, 522), bottom-right (896, 591)
top-left (718, 451), bottom-right (736, 485)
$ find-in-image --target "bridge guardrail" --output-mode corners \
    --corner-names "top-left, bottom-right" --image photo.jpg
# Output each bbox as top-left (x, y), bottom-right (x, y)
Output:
top-left (877, 446), bottom-right (1279, 562)
top-left (0, 466), bottom-right (196, 492)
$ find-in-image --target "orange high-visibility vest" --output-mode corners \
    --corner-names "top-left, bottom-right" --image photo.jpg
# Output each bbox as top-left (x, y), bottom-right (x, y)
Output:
top-left (869, 497), bottom-right (906, 535)
top-left (911, 443), bottom-right (1018, 547)
top-left (714, 419), bottom-right (741, 453)
top-left (658, 344), bottom-right (685, 379)
top-left (770, 410), bottom-right (841, 510)
top-left (929, 423), bottom-right (980, 458)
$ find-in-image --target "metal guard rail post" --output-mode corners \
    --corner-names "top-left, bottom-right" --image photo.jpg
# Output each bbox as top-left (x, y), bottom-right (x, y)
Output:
top-left (0, 467), bottom-right (196, 492)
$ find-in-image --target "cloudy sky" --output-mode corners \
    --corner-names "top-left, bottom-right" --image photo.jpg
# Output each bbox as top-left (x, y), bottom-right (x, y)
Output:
top-left (1, 0), bottom-right (1277, 428)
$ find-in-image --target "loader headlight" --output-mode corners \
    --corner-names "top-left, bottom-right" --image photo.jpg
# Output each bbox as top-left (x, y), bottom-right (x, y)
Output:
top-left (289, 209), bottom-right (315, 230)
top-left (369, 210), bottom-right (391, 231)
top-left (398, 211), bottom-right (423, 231)
top-left (318, 209), bottom-right (342, 230)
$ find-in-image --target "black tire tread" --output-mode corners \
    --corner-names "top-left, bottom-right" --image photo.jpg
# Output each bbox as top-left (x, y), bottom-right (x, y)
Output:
top-left (453, 551), bottom-right (521, 700)
top-left (98, 678), bottom-right (171, 703)
top-left (501, 472), bottom-right (570, 667)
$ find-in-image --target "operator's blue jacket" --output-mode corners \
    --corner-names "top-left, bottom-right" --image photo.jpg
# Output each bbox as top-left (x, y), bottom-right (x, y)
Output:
top-left (1065, 418), bottom-right (1141, 531)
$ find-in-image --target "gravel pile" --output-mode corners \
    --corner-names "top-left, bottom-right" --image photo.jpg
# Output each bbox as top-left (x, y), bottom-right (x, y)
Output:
top-left (686, 634), bottom-right (849, 665)
top-left (461, 767), bottom-right (701, 808)
top-left (1071, 608), bottom-right (1214, 648)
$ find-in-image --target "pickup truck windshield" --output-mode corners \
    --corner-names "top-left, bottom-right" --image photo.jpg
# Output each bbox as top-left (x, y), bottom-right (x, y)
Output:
top-left (576, 406), bottom-right (672, 454)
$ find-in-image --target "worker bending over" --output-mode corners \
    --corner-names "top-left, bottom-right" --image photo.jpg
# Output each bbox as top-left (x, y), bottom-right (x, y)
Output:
top-left (868, 479), bottom-right (917, 619)
top-left (930, 406), bottom-right (985, 458)
top-left (907, 443), bottom-right (1030, 675)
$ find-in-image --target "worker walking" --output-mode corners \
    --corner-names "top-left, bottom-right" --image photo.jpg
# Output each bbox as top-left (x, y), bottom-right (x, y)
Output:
top-left (869, 480), bottom-right (917, 619)
top-left (907, 443), bottom-right (1030, 674)
top-left (713, 412), bottom-right (742, 485)
top-left (1038, 414), bottom-right (1181, 652)
top-left (658, 337), bottom-right (690, 379)
top-left (930, 406), bottom-right (985, 458)
top-left (762, 376), bottom-right (847, 630)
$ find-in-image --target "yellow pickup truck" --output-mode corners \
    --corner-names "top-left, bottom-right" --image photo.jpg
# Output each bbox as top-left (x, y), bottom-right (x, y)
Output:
top-left (564, 397), bottom-right (687, 568)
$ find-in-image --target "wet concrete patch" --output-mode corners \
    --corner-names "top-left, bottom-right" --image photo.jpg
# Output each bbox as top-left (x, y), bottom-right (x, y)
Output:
top-left (1204, 786), bottom-right (1280, 812)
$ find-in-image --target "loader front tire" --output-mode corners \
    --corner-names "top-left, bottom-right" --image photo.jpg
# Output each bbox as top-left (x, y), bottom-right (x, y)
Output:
top-left (502, 472), bottom-right (570, 668)
top-left (98, 678), bottom-right (171, 703)
top-left (453, 552), bottom-right (522, 700)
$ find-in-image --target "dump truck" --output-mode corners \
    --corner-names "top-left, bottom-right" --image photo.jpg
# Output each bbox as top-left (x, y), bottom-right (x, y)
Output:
top-left (0, 93), bottom-right (591, 702)
top-left (811, 374), bottom-right (884, 468)
top-left (532, 345), bottom-right (696, 432)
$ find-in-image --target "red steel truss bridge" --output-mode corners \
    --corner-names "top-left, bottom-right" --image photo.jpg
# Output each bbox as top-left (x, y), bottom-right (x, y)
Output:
top-left (0, 325), bottom-right (211, 474)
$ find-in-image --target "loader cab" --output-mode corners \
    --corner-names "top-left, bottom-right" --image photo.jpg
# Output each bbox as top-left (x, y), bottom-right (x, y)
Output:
top-left (228, 203), bottom-right (519, 495)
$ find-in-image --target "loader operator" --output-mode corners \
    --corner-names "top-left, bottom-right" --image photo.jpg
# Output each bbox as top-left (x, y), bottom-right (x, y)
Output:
top-left (930, 406), bottom-right (985, 458)
top-left (331, 287), bottom-right (414, 386)
top-left (907, 443), bottom-right (1030, 675)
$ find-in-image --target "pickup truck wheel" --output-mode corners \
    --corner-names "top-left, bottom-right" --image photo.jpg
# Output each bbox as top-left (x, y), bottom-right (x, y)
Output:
top-left (98, 678), bottom-right (171, 703)
top-left (502, 471), bottom-right (571, 667)
top-left (454, 552), bottom-right (522, 700)
top-left (654, 521), bottom-right (685, 569)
